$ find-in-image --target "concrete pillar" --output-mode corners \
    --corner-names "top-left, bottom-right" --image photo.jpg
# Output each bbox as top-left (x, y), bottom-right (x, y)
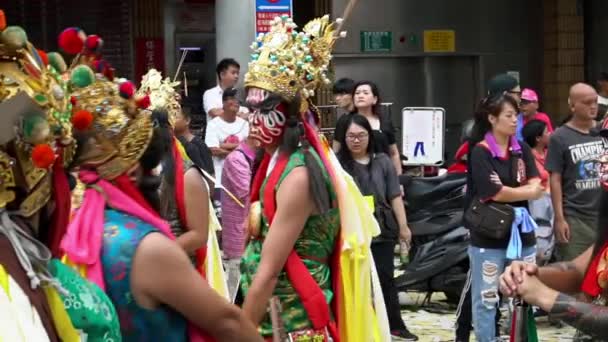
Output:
top-left (215, 0), bottom-right (256, 85)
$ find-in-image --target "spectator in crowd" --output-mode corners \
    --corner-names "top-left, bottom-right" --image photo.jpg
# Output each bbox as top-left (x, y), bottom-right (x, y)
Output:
top-left (516, 88), bottom-right (554, 142)
top-left (455, 73), bottom-right (521, 342)
top-left (174, 109), bottom-right (214, 177)
top-left (465, 93), bottom-right (542, 342)
top-left (203, 58), bottom-right (249, 123)
top-left (332, 77), bottom-right (356, 115)
top-left (205, 88), bottom-right (249, 200)
top-left (220, 134), bottom-right (257, 301)
top-left (337, 113), bottom-right (418, 341)
top-left (522, 120), bottom-right (551, 191)
top-left (333, 81), bottom-right (402, 175)
top-left (596, 72), bottom-right (608, 122)
top-left (546, 83), bottom-right (605, 262)
top-left (523, 119), bottom-right (555, 264)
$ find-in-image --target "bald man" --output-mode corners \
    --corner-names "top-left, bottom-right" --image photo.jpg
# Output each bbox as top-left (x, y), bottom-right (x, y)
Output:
top-left (545, 83), bottom-right (607, 261)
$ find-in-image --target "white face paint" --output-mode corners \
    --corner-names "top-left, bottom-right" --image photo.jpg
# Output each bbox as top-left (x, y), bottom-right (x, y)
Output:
top-left (246, 88), bottom-right (287, 148)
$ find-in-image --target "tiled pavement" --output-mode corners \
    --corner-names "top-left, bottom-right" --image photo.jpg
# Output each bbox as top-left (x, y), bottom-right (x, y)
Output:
top-left (397, 292), bottom-right (576, 341)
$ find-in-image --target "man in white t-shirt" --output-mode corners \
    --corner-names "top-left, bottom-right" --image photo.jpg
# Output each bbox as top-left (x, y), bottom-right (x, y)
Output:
top-left (203, 58), bottom-right (249, 124)
top-left (205, 87), bottom-right (249, 199)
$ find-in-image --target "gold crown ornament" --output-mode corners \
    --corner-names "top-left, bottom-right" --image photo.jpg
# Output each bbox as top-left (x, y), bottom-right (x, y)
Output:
top-left (136, 69), bottom-right (182, 126)
top-left (0, 17), bottom-right (77, 216)
top-left (245, 15), bottom-right (346, 102)
top-left (70, 68), bottom-right (154, 180)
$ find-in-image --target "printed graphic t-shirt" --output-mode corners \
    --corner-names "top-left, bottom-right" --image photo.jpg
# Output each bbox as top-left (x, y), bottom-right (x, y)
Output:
top-left (545, 125), bottom-right (607, 218)
top-left (204, 116), bottom-right (249, 188)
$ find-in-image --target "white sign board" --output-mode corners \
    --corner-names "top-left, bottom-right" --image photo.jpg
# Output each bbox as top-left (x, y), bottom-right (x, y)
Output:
top-left (401, 107), bottom-right (445, 166)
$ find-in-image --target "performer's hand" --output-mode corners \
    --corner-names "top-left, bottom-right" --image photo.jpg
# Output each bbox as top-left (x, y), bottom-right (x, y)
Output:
top-left (515, 273), bottom-right (559, 311)
top-left (500, 261), bottom-right (538, 296)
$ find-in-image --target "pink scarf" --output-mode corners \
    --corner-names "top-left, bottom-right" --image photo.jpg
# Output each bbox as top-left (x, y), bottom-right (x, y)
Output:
top-left (60, 170), bottom-right (175, 290)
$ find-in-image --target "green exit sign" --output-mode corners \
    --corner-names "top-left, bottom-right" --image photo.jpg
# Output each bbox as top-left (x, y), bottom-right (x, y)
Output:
top-left (360, 31), bottom-right (392, 53)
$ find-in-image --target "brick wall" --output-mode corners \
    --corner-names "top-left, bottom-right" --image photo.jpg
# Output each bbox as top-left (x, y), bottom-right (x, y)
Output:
top-left (542, 0), bottom-right (585, 122)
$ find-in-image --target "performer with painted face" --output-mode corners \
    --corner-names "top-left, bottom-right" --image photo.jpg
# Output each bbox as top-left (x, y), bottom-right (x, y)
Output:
top-left (240, 15), bottom-right (390, 341)
top-left (0, 13), bottom-right (122, 341)
top-left (60, 62), bottom-right (260, 340)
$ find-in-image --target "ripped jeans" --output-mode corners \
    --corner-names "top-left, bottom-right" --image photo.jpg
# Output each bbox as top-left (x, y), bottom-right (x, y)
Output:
top-left (469, 245), bottom-right (536, 342)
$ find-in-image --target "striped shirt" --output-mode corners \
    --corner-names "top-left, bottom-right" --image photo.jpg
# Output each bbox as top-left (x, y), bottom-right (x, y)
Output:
top-left (220, 143), bottom-right (255, 259)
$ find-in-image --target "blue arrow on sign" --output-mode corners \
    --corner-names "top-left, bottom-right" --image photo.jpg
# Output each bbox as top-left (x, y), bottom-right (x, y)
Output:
top-left (414, 141), bottom-right (426, 157)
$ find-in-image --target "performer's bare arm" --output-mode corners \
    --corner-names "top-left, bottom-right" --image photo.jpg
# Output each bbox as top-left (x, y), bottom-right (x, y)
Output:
top-left (500, 246), bottom-right (608, 339)
top-left (242, 166), bottom-right (314, 325)
top-left (175, 168), bottom-right (209, 255)
top-left (547, 293), bottom-right (608, 340)
top-left (132, 233), bottom-right (262, 342)
top-left (500, 246), bottom-right (592, 296)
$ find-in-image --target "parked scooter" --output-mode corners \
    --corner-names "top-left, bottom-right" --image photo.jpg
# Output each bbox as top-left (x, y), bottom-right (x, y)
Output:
top-left (395, 120), bottom-right (474, 304)
top-left (395, 172), bottom-right (468, 303)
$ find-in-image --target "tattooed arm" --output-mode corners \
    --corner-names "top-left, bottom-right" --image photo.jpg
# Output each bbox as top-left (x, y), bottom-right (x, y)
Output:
top-left (536, 261), bottom-right (586, 293)
top-left (545, 293), bottom-right (608, 339)
top-left (516, 273), bottom-right (608, 339)
top-left (500, 246), bottom-right (592, 296)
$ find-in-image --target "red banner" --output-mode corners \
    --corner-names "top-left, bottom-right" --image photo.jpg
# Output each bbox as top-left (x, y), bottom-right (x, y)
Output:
top-left (256, 11), bottom-right (290, 33)
top-left (135, 38), bottom-right (165, 85)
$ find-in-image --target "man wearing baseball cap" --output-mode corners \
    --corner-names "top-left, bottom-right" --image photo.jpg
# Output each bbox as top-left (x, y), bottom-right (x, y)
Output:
top-left (516, 88), bottom-right (554, 141)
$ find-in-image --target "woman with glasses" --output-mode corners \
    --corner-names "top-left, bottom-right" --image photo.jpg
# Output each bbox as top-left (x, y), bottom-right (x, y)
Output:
top-left (337, 114), bottom-right (418, 341)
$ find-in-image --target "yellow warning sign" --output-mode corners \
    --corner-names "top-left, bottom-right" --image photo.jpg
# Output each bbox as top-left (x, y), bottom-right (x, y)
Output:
top-left (423, 30), bottom-right (456, 53)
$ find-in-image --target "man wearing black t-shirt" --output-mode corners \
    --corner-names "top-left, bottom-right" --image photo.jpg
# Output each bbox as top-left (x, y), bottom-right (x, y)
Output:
top-left (546, 83), bottom-right (606, 262)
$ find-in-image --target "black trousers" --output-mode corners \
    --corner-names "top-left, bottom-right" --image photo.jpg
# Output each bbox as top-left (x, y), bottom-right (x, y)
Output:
top-left (371, 241), bottom-right (407, 332)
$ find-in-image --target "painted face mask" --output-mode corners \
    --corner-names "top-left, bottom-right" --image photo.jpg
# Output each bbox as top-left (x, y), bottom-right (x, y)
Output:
top-left (247, 88), bottom-right (287, 147)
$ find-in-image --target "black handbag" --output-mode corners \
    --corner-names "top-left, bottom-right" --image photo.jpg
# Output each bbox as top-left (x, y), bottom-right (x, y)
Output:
top-left (464, 148), bottom-right (519, 240)
top-left (464, 197), bottom-right (514, 239)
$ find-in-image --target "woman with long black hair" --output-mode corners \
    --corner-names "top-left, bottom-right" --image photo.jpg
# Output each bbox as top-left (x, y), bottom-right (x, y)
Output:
top-left (500, 155), bottom-right (608, 340)
top-left (464, 93), bottom-right (543, 342)
top-left (336, 114), bottom-right (417, 340)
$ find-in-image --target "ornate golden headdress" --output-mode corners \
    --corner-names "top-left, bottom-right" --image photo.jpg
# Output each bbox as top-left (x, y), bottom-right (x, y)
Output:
top-left (0, 18), bottom-right (76, 216)
top-left (70, 70), bottom-right (153, 180)
top-left (136, 68), bottom-right (181, 126)
top-left (245, 15), bottom-right (345, 101)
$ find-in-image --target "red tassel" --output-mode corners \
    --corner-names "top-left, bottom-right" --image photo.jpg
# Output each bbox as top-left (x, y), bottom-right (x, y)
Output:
top-left (58, 27), bottom-right (86, 54)
top-left (119, 81), bottom-right (136, 99)
top-left (48, 153), bottom-right (71, 257)
top-left (84, 34), bottom-right (103, 54)
top-left (135, 95), bottom-right (151, 109)
top-left (71, 110), bottom-right (94, 131)
top-left (31, 144), bottom-right (56, 169)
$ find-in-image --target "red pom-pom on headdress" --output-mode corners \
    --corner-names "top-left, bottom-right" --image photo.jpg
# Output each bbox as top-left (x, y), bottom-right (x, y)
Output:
top-left (58, 27), bottom-right (86, 55)
top-left (70, 96), bottom-right (77, 106)
top-left (84, 35), bottom-right (103, 54)
top-left (119, 81), bottom-right (136, 99)
top-left (71, 110), bottom-right (94, 131)
top-left (31, 144), bottom-right (56, 169)
top-left (37, 49), bottom-right (49, 66)
top-left (136, 95), bottom-right (151, 109)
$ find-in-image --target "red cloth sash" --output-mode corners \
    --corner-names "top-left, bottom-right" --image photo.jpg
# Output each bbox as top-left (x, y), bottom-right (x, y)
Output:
top-left (49, 152), bottom-right (71, 257)
top-left (581, 242), bottom-right (608, 297)
top-left (250, 148), bottom-right (339, 341)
